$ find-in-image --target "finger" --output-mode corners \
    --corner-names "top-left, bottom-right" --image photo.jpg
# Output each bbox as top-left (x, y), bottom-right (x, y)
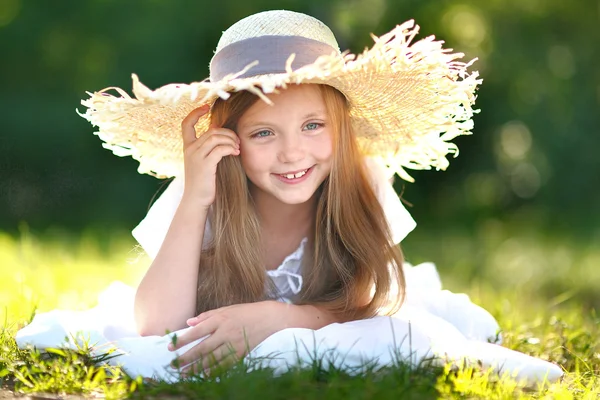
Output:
top-left (179, 354), bottom-right (218, 379)
top-left (204, 144), bottom-right (240, 165)
top-left (211, 127), bottom-right (240, 144)
top-left (170, 318), bottom-right (219, 350)
top-left (187, 133), bottom-right (240, 159)
top-left (187, 302), bottom-right (238, 326)
top-left (173, 334), bottom-right (223, 368)
top-left (192, 127), bottom-right (240, 150)
top-left (187, 304), bottom-right (238, 326)
top-left (187, 310), bottom-right (214, 327)
top-left (184, 131), bottom-right (240, 159)
top-left (200, 343), bottom-right (241, 372)
top-left (180, 344), bottom-right (238, 377)
top-left (181, 105), bottom-right (210, 147)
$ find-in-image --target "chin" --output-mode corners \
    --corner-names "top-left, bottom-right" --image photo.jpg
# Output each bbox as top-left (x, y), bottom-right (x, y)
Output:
top-left (274, 191), bottom-right (317, 205)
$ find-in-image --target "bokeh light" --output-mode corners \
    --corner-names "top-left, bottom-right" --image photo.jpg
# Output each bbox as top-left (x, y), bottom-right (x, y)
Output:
top-left (465, 172), bottom-right (507, 208)
top-left (442, 5), bottom-right (488, 48)
top-left (500, 121), bottom-right (532, 160)
top-left (547, 45), bottom-right (576, 80)
top-left (510, 162), bottom-right (541, 199)
top-left (0, 0), bottom-right (20, 27)
top-left (333, 0), bottom-right (386, 43)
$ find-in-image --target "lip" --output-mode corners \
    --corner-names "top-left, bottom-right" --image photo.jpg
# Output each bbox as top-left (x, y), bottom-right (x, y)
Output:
top-left (273, 165), bottom-right (315, 184)
top-left (276, 167), bottom-right (312, 175)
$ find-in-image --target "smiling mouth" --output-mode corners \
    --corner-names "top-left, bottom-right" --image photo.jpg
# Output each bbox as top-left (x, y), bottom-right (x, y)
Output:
top-left (279, 169), bottom-right (308, 179)
top-left (275, 166), bottom-right (314, 180)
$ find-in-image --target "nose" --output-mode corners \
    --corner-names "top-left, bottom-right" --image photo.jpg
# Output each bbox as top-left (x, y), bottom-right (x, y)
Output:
top-left (277, 134), bottom-right (305, 164)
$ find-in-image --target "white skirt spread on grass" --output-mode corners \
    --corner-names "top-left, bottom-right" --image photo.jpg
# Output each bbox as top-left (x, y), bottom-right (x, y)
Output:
top-left (16, 164), bottom-right (563, 385)
top-left (16, 262), bottom-right (563, 385)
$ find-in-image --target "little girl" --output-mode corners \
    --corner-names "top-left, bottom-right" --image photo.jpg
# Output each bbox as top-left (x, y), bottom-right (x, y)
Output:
top-left (125, 10), bottom-right (442, 372)
top-left (17, 10), bottom-right (563, 383)
top-left (135, 82), bottom-right (406, 371)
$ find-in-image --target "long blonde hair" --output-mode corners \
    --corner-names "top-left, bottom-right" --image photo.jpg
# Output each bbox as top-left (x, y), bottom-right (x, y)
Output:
top-left (196, 84), bottom-right (405, 320)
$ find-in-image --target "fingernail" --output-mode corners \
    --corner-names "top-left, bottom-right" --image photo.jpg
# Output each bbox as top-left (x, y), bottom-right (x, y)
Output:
top-left (167, 343), bottom-right (174, 351)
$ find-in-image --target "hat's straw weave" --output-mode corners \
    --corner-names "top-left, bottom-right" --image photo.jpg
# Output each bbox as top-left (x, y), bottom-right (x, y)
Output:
top-left (79, 11), bottom-right (481, 182)
top-left (214, 11), bottom-right (340, 54)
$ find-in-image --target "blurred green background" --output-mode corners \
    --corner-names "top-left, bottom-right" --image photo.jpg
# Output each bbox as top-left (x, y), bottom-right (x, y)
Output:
top-left (1, 0), bottom-right (599, 303)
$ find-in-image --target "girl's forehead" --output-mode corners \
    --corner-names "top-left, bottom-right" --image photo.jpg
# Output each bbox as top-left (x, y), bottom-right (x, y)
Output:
top-left (240, 85), bottom-right (326, 122)
top-left (262, 84), bottom-right (322, 105)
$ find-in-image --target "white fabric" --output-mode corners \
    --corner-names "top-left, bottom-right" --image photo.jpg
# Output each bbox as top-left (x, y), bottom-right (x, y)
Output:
top-left (15, 160), bottom-right (563, 385)
top-left (15, 263), bottom-right (563, 385)
top-left (265, 238), bottom-right (306, 297)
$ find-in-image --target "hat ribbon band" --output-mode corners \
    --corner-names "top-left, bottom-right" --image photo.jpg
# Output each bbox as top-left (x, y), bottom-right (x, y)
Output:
top-left (210, 35), bottom-right (338, 82)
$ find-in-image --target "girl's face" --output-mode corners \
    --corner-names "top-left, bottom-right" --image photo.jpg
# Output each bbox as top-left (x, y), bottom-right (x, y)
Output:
top-left (236, 85), bottom-right (333, 206)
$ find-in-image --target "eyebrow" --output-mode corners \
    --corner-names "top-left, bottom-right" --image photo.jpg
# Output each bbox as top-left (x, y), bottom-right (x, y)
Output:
top-left (241, 110), bottom-right (326, 129)
top-left (301, 111), bottom-right (326, 119)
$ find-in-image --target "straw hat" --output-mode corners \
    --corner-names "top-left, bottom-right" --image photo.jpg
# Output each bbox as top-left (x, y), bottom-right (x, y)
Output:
top-left (79, 10), bottom-right (481, 182)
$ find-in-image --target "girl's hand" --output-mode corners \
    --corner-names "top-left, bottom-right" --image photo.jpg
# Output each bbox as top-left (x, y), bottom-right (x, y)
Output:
top-left (180, 105), bottom-right (240, 209)
top-left (168, 301), bottom-right (284, 375)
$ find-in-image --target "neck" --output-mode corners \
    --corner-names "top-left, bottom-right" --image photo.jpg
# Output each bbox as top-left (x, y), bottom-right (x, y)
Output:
top-left (250, 186), bottom-right (318, 239)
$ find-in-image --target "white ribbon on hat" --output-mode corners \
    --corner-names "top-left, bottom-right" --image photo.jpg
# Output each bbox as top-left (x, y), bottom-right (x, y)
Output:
top-left (210, 35), bottom-right (339, 82)
top-left (132, 157), bottom-right (416, 260)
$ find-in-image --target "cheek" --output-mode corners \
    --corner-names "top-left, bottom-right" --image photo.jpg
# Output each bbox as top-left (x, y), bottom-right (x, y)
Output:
top-left (312, 134), bottom-right (333, 162)
top-left (239, 144), bottom-right (271, 174)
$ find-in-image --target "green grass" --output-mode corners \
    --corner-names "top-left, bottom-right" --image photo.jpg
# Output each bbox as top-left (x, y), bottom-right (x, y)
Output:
top-left (1, 225), bottom-right (599, 399)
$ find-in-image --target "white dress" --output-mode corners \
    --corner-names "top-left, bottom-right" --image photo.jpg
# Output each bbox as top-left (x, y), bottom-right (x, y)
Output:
top-left (15, 159), bottom-right (563, 385)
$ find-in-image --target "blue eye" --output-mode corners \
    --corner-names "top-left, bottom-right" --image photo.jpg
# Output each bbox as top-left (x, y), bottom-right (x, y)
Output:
top-left (252, 130), bottom-right (272, 138)
top-left (304, 122), bottom-right (321, 131)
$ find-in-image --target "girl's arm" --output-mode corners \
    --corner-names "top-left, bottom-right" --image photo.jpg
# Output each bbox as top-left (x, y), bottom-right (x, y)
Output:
top-left (135, 106), bottom-right (241, 336)
top-left (171, 301), bottom-right (342, 371)
top-left (278, 303), bottom-right (341, 330)
top-left (134, 197), bottom-right (208, 336)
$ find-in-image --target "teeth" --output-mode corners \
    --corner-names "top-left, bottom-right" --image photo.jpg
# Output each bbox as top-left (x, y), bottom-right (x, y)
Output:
top-left (282, 169), bottom-right (307, 179)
